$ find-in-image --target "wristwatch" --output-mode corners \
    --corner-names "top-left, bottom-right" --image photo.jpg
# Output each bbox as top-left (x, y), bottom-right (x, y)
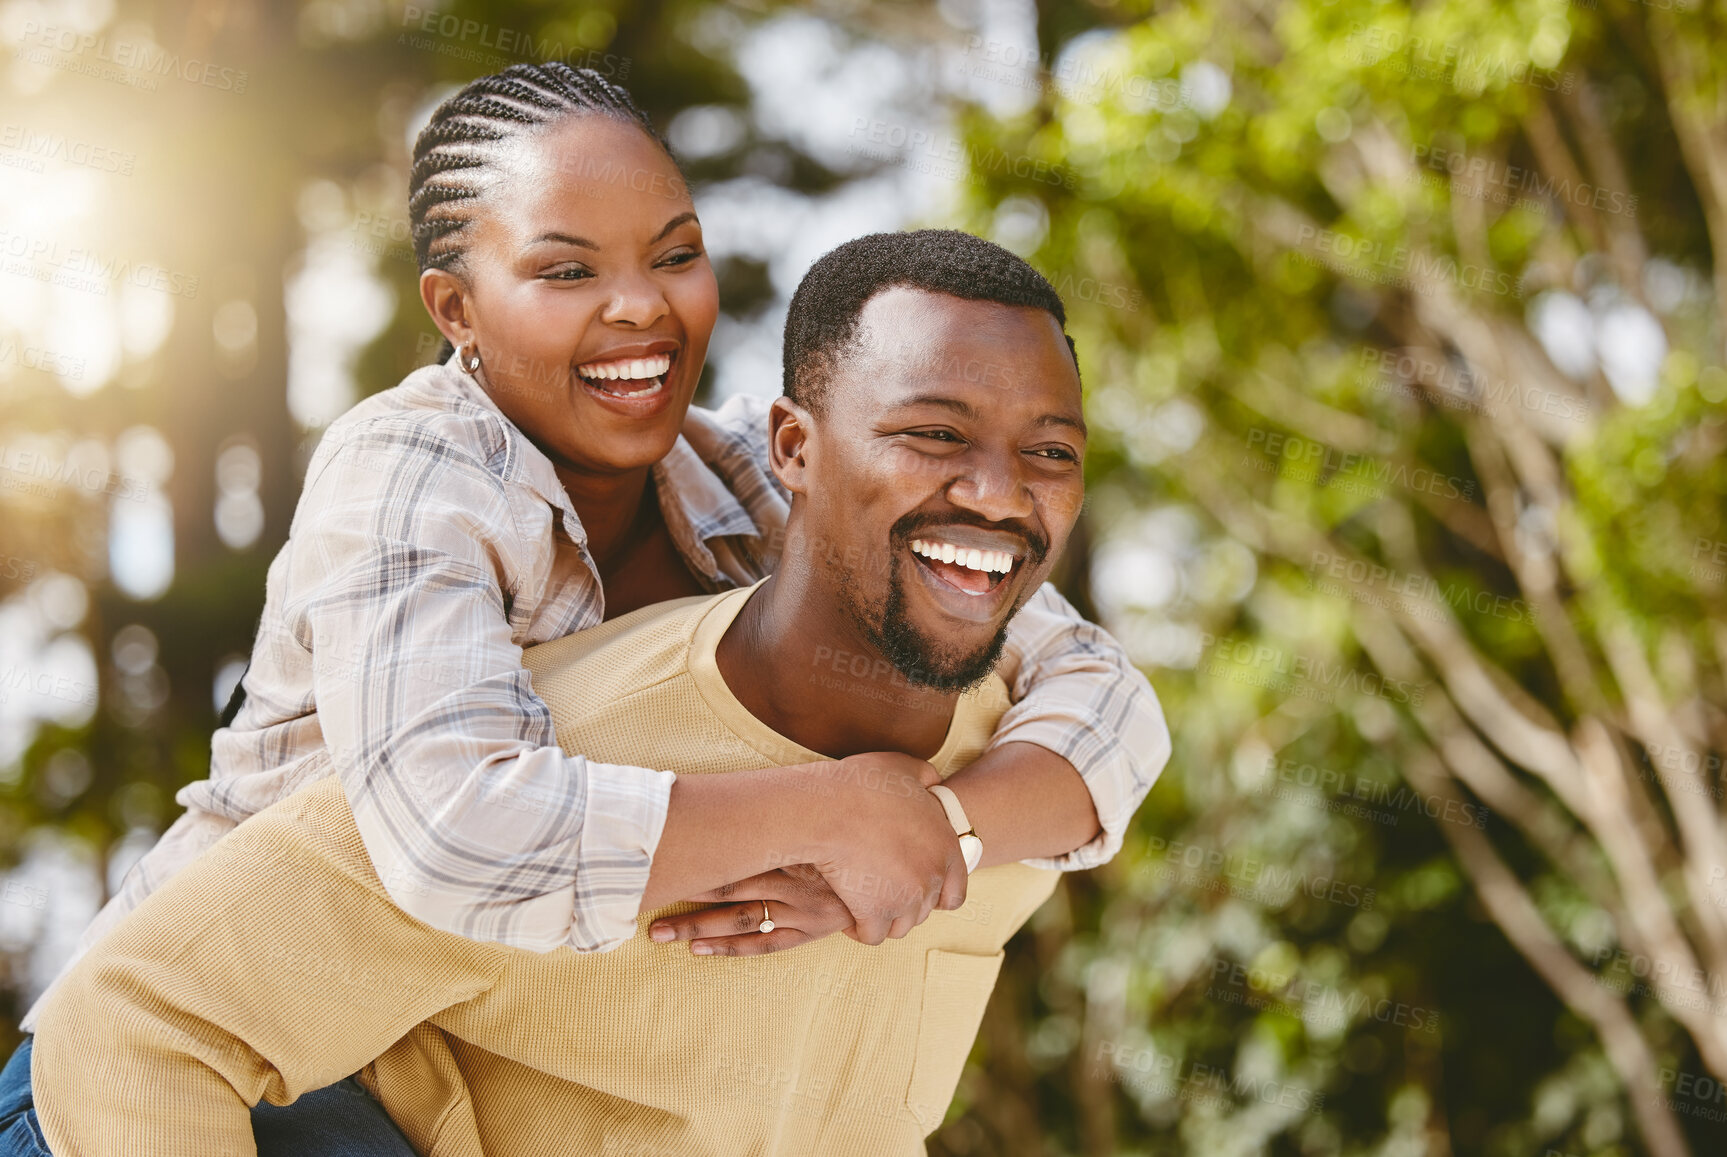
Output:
top-left (928, 784), bottom-right (983, 874)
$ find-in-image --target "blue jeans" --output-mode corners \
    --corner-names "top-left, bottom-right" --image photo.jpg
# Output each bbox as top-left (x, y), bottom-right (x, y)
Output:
top-left (0, 1036), bottom-right (419, 1156)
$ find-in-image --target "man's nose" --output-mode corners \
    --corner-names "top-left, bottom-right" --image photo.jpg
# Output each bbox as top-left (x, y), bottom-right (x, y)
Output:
top-left (599, 269), bottom-right (670, 329)
top-left (945, 447), bottom-right (1034, 523)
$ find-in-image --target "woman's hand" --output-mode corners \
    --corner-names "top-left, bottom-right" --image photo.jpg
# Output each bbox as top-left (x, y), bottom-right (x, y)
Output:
top-left (641, 752), bottom-right (965, 941)
top-left (649, 863), bottom-right (856, 956)
top-left (799, 751), bottom-right (968, 943)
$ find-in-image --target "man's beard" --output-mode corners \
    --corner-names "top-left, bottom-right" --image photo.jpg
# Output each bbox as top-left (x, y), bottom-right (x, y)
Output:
top-left (838, 559), bottom-right (1013, 694)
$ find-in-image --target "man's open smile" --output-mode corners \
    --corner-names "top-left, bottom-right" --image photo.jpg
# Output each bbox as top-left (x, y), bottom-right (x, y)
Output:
top-left (904, 528), bottom-right (1029, 622)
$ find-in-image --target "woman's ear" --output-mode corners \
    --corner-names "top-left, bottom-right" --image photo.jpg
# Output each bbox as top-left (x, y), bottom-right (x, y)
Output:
top-left (768, 397), bottom-right (814, 496)
top-left (420, 268), bottom-right (474, 353)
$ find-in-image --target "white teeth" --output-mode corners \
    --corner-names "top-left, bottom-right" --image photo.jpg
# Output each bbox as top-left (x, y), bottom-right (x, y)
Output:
top-left (577, 353), bottom-right (672, 382)
top-left (911, 540), bottom-right (1018, 573)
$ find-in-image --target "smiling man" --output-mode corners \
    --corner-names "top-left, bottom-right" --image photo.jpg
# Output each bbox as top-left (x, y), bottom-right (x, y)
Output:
top-left (31, 231), bottom-right (1141, 1157)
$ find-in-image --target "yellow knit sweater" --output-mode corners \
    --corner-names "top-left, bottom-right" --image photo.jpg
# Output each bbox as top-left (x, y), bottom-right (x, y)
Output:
top-left (34, 585), bottom-right (1061, 1156)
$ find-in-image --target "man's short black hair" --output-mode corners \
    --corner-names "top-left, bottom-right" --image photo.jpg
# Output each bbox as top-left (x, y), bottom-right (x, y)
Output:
top-left (781, 229), bottom-right (1075, 413)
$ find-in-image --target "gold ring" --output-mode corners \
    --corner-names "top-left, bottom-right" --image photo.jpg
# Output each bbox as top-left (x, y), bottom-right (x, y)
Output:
top-left (758, 900), bottom-right (774, 934)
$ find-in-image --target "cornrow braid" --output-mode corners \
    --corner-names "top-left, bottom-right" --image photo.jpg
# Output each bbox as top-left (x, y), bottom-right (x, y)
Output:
top-left (408, 62), bottom-right (671, 280)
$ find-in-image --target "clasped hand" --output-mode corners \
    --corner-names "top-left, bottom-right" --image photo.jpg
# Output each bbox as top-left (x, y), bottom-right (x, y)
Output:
top-left (650, 752), bottom-right (966, 956)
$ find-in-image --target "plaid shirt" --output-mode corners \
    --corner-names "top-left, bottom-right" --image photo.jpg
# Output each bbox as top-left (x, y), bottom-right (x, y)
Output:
top-left (50, 358), bottom-right (1169, 984)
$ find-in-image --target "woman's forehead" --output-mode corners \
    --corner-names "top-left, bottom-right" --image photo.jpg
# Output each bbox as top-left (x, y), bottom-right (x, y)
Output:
top-left (481, 116), bottom-right (692, 239)
top-left (498, 114), bottom-right (676, 186)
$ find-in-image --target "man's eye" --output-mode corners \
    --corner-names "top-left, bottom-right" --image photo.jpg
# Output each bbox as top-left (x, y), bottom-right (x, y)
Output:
top-left (1031, 446), bottom-right (1078, 461)
top-left (910, 430), bottom-right (961, 442)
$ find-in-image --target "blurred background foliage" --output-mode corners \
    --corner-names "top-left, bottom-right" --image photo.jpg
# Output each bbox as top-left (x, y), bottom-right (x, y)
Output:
top-left (2, 0), bottom-right (1725, 1154)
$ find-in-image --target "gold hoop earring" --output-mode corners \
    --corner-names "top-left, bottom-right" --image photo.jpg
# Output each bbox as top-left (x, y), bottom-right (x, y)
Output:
top-left (457, 341), bottom-right (482, 375)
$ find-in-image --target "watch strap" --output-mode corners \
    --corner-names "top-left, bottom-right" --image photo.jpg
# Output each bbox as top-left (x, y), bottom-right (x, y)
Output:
top-left (929, 784), bottom-right (983, 873)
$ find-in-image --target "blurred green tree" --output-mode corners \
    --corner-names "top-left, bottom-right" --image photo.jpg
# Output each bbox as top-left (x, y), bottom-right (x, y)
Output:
top-left (932, 0), bottom-right (1727, 1154)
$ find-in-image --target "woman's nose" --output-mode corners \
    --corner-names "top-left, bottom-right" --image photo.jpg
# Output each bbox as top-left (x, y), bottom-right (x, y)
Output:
top-left (600, 271), bottom-right (670, 329)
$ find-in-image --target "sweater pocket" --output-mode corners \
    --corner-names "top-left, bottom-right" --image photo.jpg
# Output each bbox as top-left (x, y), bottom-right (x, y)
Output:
top-left (903, 948), bottom-right (1006, 1134)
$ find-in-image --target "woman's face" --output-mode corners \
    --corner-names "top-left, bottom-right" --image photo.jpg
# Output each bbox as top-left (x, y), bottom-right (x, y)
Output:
top-left (423, 115), bottom-right (719, 478)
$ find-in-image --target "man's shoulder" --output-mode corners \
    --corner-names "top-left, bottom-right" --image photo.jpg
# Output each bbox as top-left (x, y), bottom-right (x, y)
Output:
top-left (521, 593), bottom-right (720, 718)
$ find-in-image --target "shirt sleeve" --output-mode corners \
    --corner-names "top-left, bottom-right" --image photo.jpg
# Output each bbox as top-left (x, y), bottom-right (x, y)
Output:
top-left (995, 584), bottom-right (1171, 871)
top-left (288, 421), bottom-right (673, 953)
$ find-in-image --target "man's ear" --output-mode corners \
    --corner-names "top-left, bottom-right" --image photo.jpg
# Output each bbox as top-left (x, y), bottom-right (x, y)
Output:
top-left (420, 268), bottom-right (475, 354)
top-left (768, 397), bottom-right (814, 496)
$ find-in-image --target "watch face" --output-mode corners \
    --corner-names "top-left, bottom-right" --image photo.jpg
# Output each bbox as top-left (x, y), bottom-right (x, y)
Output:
top-left (960, 834), bottom-right (983, 874)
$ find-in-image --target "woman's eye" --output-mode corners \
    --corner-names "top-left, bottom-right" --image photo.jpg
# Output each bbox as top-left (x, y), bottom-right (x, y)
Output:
top-left (543, 267), bottom-right (594, 282)
top-left (657, 247), bottom-right (702, 268)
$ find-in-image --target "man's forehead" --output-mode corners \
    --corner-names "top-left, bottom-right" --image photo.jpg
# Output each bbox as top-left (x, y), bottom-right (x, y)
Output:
top-left (842, 287), bottom-right (1083, 419)
top-left (851, 285), bottom-right (1061, 343)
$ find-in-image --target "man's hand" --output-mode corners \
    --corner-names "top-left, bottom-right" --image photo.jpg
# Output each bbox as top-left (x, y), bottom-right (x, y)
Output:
top-left (648, 864), bottom-right (855, 956)
top-left (797, 752), bottom-right (968, 945)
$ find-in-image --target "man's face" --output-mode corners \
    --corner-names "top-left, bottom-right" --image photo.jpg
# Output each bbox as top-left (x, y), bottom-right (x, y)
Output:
top-left (790, 286), bottom-right (1086, 690)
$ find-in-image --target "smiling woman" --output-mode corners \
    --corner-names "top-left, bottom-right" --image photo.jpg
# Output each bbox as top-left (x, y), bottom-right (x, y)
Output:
top-left (406, 69), bottom-right (718, 606)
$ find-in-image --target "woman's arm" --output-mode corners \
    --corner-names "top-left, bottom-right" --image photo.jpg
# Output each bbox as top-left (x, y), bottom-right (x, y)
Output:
top-left (937, 740), bottom-right (1100, 868)
top-left (641, 751), bottom-right (968, 944)
top-left (986, 582), bottom-right (1171, 868)
top-left (290, 422), bottom-right (675, 954)
top-left (291, 418), bottom-right (961, 955)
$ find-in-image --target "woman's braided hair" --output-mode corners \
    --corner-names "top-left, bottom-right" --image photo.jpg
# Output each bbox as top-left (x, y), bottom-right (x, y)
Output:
top-left (408, 62), bottom-right (670, 282)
